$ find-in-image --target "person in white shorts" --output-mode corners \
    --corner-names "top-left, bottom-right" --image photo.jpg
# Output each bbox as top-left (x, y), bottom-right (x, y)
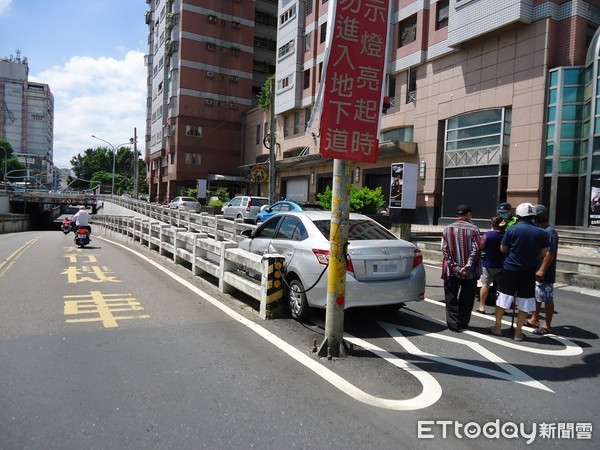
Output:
top-left (490, 203), bottom-right (549, 341)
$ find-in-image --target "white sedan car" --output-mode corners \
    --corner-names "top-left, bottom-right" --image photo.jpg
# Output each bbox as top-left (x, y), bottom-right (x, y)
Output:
top-left (239, 211), bottom-right (426, 321)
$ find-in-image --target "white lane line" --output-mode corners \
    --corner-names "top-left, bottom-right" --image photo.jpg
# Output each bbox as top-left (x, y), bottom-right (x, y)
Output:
top-left (379, 321), bottom-right (553, 392)
top-left (100, 236), bottom-right (440, 411)
top-left (409, 299), bottom-right (583, 356)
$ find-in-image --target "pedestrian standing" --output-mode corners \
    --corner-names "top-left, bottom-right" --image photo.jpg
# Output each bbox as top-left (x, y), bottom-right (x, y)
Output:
top-left (497, 202), bottom-right (517, 230)
top-left (526, 204), bottom-right (559, 335)
top-left (441, 204), bottom-right (482, 332)
top-left (490, 203), bottom-right (549, 341)
top-left (476, 216), bottom-right (505, 314)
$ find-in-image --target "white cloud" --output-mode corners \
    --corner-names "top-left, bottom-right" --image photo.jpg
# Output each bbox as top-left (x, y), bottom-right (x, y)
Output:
top-left (31, 51), bottom-right (147, 168)
top-left (0, 0), bottom-right (11, 15)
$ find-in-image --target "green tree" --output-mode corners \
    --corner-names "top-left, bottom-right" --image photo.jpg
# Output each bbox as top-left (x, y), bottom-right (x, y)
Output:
top-left (258, 75), bottom-right (274, 111)
top-left (0, 138), bottom-right (26, 180)
top-left (70, 145), bottom-right (145, 193)
top-left (317, 185), bottom-right (385, 215)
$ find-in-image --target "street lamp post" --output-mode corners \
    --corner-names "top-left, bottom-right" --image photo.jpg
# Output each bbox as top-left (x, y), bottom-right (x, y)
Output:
top-left (91, 135), bottom-right (131, 196)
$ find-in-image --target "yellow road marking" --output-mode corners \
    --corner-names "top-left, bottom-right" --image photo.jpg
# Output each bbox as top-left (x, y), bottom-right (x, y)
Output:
top-left (0, 237), bottom-right (39, 278)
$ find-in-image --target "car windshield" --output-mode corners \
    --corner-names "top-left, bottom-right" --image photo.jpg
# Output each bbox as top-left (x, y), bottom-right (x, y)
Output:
top-left (181, 197), bottom-right (197, 202)
top-left (313, 219), bottom-right (397, 240)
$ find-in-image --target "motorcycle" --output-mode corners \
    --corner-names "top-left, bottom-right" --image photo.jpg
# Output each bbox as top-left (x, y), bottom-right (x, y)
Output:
top-left (74, 227), bottom-right (91, 247)
top-left (61, 220), bottom-right (72, 235)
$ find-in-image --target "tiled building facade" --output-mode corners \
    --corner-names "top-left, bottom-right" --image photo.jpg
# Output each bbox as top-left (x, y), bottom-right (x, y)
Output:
top-left (240, 0), bottom-right (600, 227)
top-left (144, 0), bottom-right (278, 203)
top-left (0, 52), bottom-right (54, 178)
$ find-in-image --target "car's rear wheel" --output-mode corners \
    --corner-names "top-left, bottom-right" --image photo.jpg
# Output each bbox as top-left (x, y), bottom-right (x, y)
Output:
top-left (255, 218), bottom-right (262, 225)
top-left (287, 277), bottom-right (310, 321)
top-left (236, 213), bottom-right (243, 220)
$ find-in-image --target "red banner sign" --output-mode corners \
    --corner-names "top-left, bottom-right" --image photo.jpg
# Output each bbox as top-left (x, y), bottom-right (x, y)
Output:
top-left (319, 0), bottom-right (390, 163)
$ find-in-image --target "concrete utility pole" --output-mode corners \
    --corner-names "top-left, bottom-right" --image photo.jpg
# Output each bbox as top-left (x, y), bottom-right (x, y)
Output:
top-left (317, 158), bottom-right (351, 358)
top-left (268, 77), bottom-right (276, 204)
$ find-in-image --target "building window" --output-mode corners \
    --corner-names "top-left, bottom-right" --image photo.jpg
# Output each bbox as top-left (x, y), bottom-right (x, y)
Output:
top-left (278, 74), bottom-right (293, 91)
top-left (280, 4), bottom-right (297, 26)
top-left (305, 108), bottom-right (312, 130)
top-left (303, 69), bottom-right (310, 89)
top-left (256, 124), bottom-right (261, 145)
top-left (436, 0), bottom-right (449, 30)
top-left (294, 111), bottom-right (301, 134)
top-left (278, 39), bottom-right (295, 59)
top-left (382, 127), bottom-right (414, 143)
top-left (304, 31), bottom-right (312, 53)
top-left (399, 14), bottom-right (417, 47)
top-left (407, 67), bottom-right (417, 104)
top-left (284, 115), bottom-right (290, 137)
top-left (320, 22), bottom-right (327, 43)
top-left (306, 0), bottom-right (313, 15)
top-left (185, 153), bottom-right (202, 165)
top-left (186, 125), bottom-right (202, 137)
top-left (446, 109), bottom-right (506, 152)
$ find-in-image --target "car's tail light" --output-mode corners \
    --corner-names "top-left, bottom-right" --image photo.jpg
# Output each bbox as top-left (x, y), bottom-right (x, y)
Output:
top-left (413, 248), bottom-right (423, 267)
top-left (312, 249), bottom-right (353, 272)
top-left (246, 198), bottom-right (252, 212)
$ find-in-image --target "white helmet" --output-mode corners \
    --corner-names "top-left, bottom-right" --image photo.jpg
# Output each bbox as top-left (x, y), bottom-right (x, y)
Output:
top-left (515, 202), bottom-right (535, 218)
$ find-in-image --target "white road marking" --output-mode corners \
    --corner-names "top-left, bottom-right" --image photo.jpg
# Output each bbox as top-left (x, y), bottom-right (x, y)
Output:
top-left (99, 236), bottom-right (440, 411)
top-left (378, 321), bottom-right (553, 392)
top-left (418, 298), bottom-right (583, 356)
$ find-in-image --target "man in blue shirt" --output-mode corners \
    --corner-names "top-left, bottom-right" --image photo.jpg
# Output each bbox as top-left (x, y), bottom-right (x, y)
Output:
top-left (526, 204), bottom-right (559, 334)
top-left (490, 203), bottom-right (549, 341)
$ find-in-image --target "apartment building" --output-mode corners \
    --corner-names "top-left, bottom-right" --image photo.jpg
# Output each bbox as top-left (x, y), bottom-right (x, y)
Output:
top-left (241, 0), bottom-right (600, 227)
top-left (144, 0), bottom-right (278, 203)
top-left (0, 51), bottom-right (54, 177)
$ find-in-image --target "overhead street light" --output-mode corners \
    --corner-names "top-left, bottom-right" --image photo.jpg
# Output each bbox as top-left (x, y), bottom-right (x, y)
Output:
top-left (91, 135), bottom-right (131, 196)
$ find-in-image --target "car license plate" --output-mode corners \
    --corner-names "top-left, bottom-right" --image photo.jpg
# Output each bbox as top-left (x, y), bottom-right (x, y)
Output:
top-left (373, 261), bottom-right (398, 273)
top-left (78, 233), bottom-right (87, 238)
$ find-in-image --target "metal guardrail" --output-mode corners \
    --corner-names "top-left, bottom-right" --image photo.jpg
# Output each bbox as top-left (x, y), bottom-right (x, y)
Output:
top-left (92, 213), bottom-right (285, 320)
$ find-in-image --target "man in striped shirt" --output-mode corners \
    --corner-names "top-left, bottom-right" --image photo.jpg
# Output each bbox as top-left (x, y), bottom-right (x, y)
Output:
top-left (441, 204), bottom-right (483, 332)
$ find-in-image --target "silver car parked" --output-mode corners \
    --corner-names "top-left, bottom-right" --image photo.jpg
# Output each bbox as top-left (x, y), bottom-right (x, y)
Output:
top-left (222, 196), bottom-right (269, 223)
top-left (239, 211), bottom-right (426, 320)
top-left (168, 196), bottom-right (201, 212)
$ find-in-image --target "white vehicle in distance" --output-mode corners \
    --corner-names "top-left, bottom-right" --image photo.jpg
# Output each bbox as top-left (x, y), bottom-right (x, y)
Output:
top-left (239, 211), bottom-right (426, 321)
top-left (221, 196), bottom-right (269, 223)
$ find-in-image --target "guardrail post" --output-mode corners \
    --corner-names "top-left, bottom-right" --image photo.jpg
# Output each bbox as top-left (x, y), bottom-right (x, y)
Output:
top-left (219, 241), bottom-right (239, 294)
top-left (260, 254), bottom-right (286, 319)
top-left (192, 232), bottom-right (208, 276)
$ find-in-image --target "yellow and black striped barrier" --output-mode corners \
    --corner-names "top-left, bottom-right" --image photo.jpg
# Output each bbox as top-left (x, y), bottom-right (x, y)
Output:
top-left (264, 255), bottom-right (285, 319)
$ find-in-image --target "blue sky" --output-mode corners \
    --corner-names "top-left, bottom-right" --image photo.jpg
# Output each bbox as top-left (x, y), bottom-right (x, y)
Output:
top-left (0, 0), bottom-right (149, 168)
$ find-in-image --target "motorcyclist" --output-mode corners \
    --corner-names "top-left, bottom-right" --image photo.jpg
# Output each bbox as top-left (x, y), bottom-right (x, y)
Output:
top-left (61, 217), bottom-right (72, 233)
top-left (72, 205), bottom-right (92, 235)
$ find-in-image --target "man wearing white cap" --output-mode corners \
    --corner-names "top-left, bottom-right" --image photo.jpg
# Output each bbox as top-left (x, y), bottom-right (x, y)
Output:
top-left (490, 203), bottom-right (549, 341)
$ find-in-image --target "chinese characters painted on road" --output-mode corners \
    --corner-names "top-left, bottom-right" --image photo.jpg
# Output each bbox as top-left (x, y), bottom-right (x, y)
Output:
top-left (319, 0), bottom-right (390, 163)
